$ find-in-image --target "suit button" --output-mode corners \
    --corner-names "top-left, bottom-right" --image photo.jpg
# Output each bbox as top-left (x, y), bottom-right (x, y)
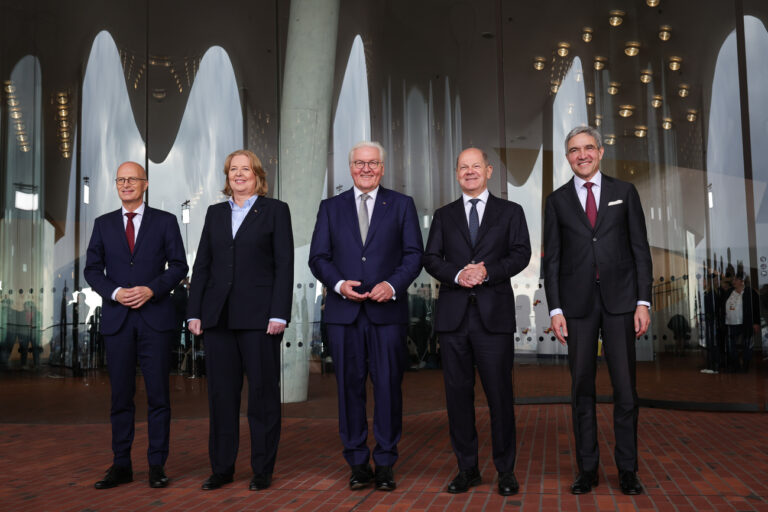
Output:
top-left (592, 237), bottom-right (597, 242)
top-left (130, 261), bottom-right (134, 266)
top-left (362, 256), bottom-right (366, 262)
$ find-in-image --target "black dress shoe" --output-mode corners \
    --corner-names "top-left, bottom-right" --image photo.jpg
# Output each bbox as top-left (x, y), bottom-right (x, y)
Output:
top-left (94, 465), bottom-right (133, 489)
top-left (571, 470), bottom-right (598, 494)
top-left (447, 467), bottom-right (481, 494)
top-left (149, 465), bottom-right (169, 488)
top-left (201, 473), bottom-right (234, 490)
top-left (375, 465), bottom-right (396, 491)
top-left (349, 464), bottom-right (374, 490)
top-left (249, 473), bottom-right (272, 491)
top-left (619, 471), bottom-right (643, 495)
top-left (497, 471), bottom-right (519, 496)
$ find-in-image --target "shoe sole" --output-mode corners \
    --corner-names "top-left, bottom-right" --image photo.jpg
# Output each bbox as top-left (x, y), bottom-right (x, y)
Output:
top-left (350, 481), bottom-right (372, 490)
top-left (376, 483), bottom-right (396, 491)
top-left (571, 479), bottom-right (599, 494)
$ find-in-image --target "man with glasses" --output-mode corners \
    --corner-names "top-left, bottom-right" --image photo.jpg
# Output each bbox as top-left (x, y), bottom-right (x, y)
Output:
top-left (309, 141), bottom-right (423, 491)
top-left (85, 161), bottom-right (188, 489)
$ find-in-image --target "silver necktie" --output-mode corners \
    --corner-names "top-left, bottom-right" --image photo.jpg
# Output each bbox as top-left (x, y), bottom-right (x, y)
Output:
top-left (358, 193), bottom-right (370, 243)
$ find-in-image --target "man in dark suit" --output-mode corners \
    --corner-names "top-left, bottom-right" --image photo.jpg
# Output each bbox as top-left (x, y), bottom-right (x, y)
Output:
top-left (423, 147), bottom-right (531, 496)
top-left (309, 141), bottom-right (423, 491)
top-left (85, 161), bottom-right (188, 489)
top-left (543, 126), bottom-right (652, 495)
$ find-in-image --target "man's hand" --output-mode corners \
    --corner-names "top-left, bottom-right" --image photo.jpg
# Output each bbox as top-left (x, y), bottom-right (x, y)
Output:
top-left (369, 282), bottom-right (394, 302)
top-left (116, 286), bottom-right (154, 309)
top-left (340, 280), bottom-right (370, 302)
top-left (188, 319), bottom-right (202, 336)
top-left (634, 305), bottom-right (650, 338)
top-left (551, 314), bottom-right (568, 345)
top-left (458, 262), bottom-right (486, 288)
top-left (267, 321), bottom-right (286, 335)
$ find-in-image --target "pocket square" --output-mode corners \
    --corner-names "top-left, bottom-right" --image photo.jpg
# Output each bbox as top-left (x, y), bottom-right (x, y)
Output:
top-left (608, 199), bottom-right (623, 206)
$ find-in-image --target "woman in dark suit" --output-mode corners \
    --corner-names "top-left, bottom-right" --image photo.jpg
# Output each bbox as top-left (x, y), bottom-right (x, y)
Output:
top-left (187, 149), bottom-right (293, 491)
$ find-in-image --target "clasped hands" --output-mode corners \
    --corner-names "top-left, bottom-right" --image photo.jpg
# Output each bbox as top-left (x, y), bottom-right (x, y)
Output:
top-left (116, 286), bottom-right (153, 309)
top-left (458, 262), bottom-right (487, 288)
top-left (340, 280), bottom-right (393, 303)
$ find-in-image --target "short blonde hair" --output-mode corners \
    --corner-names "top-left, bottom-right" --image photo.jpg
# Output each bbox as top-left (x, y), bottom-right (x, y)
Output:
top-left (221, 149), bottom-right (268, 197)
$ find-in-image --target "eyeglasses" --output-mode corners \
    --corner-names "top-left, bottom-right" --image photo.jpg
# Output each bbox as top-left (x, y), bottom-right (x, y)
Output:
top-left (352, 160), bottom-right (382, 170)
top-left (115, 177), bottom-right (147, 186)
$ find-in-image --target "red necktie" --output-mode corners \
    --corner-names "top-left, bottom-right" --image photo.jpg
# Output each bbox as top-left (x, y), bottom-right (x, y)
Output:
top-left (584, 182), bottom-right (597, 227)
top-left (125, 212), bottom-right (137, 253)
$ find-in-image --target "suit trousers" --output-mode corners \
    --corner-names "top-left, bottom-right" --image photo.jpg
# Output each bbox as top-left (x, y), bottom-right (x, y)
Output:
top-left (440, 301), bottom-right (517, 473)
top-left (326, 314), bottom-right (407, 467)
top-left (204, 326), bottom-right (282, 476)
top-left (567, 282), bottom-right (638, 473)
top-left (104, 309), bottom-right (172, 468)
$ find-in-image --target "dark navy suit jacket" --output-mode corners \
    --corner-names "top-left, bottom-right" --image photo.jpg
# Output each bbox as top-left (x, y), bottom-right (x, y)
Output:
top-left (187, 197), bottom-right (294, 330)
top-left (308, 187), bottom-right (423, 325)
top-left (84, 205), bottom-right (188, 335)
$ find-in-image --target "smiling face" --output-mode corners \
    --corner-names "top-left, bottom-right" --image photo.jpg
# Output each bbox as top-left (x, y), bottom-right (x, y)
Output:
top-left (349, 145), bottom-right (384, 194)
top-left (566, 132), bottom-right (604, 181)
top-left (115, 162), bottom-right (147, 210)
top-left (227, 154), bottom-right (257, 198)
top-left (456, 148), bottom-right (492, 197)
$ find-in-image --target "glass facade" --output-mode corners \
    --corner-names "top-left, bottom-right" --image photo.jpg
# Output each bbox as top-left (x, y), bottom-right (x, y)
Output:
top-left (2, 0), bottom-right (767, 411)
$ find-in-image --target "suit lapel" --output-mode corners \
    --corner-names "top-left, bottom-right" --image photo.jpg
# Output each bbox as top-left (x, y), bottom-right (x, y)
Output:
top-left (475, 193), bottom-right (497, 245)
top-left (234, 196), bottom-right (263, 241)
top-left (132, 206), bottom-right (151, 255)
top-left (594, 175), bottom-right (612, 232)
top-left (341, 188), bottom-right (364, 248)
top-left (365, 187), bottom-right (389, 246)
top-left (566, 177), bottom-right (594, 232)
top-left (112, 208), bottom-right (131, 253)
top-left (447, 198), bottom-right (472, 247)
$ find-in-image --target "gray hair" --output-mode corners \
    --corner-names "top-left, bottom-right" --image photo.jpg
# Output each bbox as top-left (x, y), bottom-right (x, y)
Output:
top-left (348, 141), bottom-right (386, 165)
top-left (564, 125), bottom-right (602, 154)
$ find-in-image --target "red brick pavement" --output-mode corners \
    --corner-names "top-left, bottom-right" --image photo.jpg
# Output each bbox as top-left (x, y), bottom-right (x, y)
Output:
top-left (2, 405), bottom-right (768, 511)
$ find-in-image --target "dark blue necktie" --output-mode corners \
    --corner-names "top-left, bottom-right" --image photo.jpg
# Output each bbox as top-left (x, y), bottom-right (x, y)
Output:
top-left (468, 198), bottom-right (480, 246)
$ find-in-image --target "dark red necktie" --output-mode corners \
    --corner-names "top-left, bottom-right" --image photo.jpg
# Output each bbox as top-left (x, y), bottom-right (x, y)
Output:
top-left (125, 212), bottom-right (137, 253)
top-left (584, 182), bottom-right (597, 227)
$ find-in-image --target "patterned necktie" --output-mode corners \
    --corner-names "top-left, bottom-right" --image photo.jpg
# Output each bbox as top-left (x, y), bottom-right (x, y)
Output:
top-left (584, 182), bottom-right (597, 228)
top-left (125, 212), bottom-right (137, 253)
top-left (358, 193), bottom-right (370, 243)
top-left (468, 198), bottom-right (480, 246)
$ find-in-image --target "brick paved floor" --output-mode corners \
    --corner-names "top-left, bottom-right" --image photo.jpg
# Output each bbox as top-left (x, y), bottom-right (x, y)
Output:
top-left (2, 404), bottom-right (768, 511)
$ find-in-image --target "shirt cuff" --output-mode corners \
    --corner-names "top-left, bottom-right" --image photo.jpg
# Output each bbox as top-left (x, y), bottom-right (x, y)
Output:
top-left (549, 308), bottom-right (564, 317)
top-left (187, 318), bottom-right (200, 324)
top-left (454, 270), bottom-right (462, 284)
top-left (334, 280), bottom-right (345, 299)
top-left (269, 318), bottom-right (287, 324)
top-left (637, 301), bottom-right (651, 308)
top-left (111, 288), bottom-right (121, 301)
top-left (384, 281), bottom-right (396, 301)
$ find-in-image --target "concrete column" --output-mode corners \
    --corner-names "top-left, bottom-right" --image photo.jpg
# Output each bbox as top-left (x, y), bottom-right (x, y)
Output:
top-left (278, 0), bottom-right (339, 402)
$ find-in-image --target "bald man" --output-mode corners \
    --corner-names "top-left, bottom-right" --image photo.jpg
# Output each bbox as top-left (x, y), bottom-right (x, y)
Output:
top-left (85, 162), bottom-right (188, 489)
